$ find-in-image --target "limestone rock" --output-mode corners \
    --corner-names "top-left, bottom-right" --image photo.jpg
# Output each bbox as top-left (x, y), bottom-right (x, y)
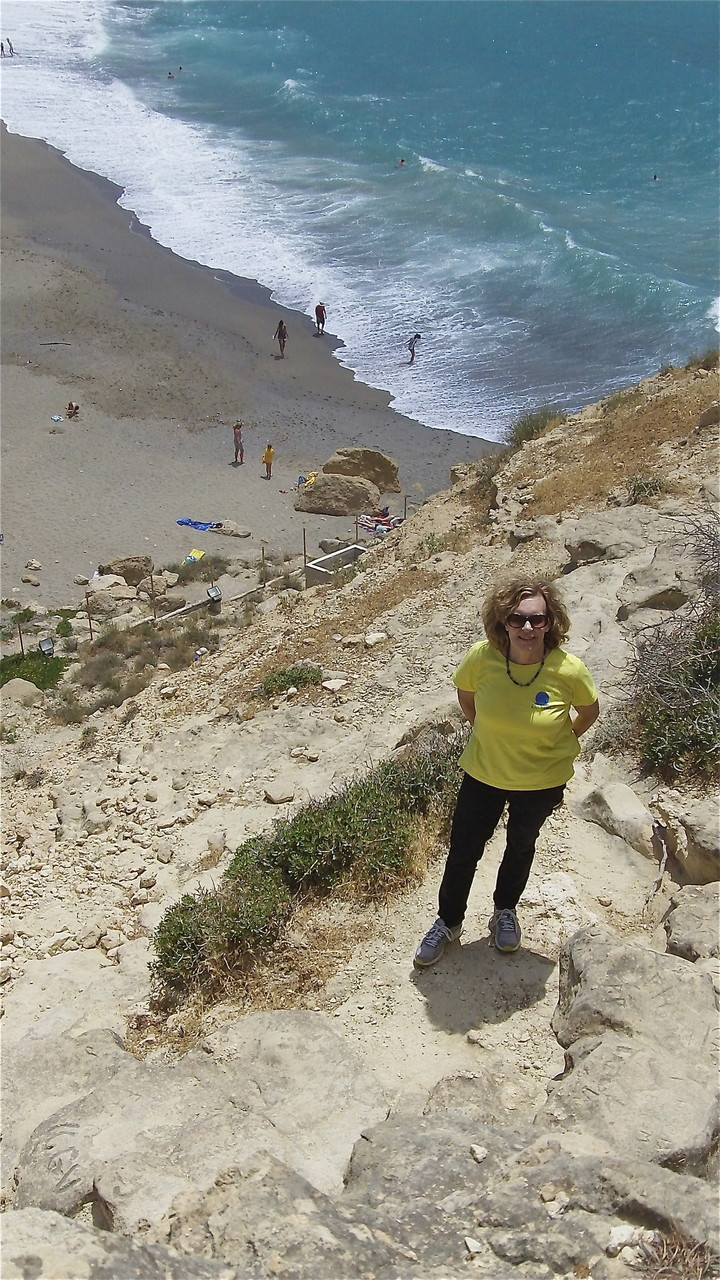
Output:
top-left (214, 520), bottom-right (251, 538)
top-left (137, 574), bottom-right (168, 598)
top-left (294, 473), bottom-right (380, 516)
top-left (664, 884), bottom-right (720, 961)
top-left (98, 555), bottom-right (154, 586)
top-left (24, 559), bottom-right (42, 571)
top-left (676, 799), bottom-right (720, 884)
top-left (321, 447), bottom-right (400, 493)
top-left (617, 537), bottom-right (701, 618)
top-left (264, 783), bottom-right (294, 804)
top-left (564, 512), bottom-right (647, 566)
top-left (1, 678), bottom-right (44, 706)
top-left (1, 1208), bottom-right (234, 1280)
top-left (20, 575), bottom-right (40, 586)
top-left (544, 925), bottom-right (719, 1172)
top-left (573, 779), bottom-right (657, 860)
top-left (147, 1154), bottom-right (413, 1278)
top-left (12, 1011), bottom-right (388, 1232)
top-left (73, 574), bottom-right (90, 585)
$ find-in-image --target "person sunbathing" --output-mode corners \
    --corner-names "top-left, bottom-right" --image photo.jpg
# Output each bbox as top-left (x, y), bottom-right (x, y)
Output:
top-left (66, 402), bottom-right (80, 418)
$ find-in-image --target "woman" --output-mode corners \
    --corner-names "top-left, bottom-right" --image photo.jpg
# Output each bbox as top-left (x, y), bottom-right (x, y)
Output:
top-left (274, 318), bottom-right (288, 358)
top-left (415, 576), bottom-right (599, 966)
top-left (262, 442), bottom-right (274, 480)
top-left (407, 332), bottom-right (421, 364)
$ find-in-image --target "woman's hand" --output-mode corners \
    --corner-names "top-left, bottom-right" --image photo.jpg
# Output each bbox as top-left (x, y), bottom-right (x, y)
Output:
top-left (457, 688), bottom-right (476, 726)
top-left (572, 699), bottom-right (600, 738)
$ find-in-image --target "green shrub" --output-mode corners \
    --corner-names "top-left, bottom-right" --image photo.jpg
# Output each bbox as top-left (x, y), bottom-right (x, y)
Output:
top-left (505, 405), bottom-right (566, 449)
top-left (151, 736), bottom-right (465, 997)
top-left (152, 851), bottom-right (291, 992)
top-left (257, 662), bottom-right (322, 697)
top-left (0, 652), bottom-right (68, 691)
top-left (55, 618), bottom-right (73, 639)
top-left (631, 600), bottom-right (720, 781)
top-left (12, 607), bottom-right (36, 625)
top-left (627, 474), bottom-right (665, 504)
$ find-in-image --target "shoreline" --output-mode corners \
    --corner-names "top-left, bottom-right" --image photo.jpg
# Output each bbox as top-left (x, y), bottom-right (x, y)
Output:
top-left (1, 125), bottom-right (497, 608)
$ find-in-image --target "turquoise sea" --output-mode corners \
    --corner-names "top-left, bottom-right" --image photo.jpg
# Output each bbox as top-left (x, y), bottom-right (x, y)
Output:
top-left (1, 0), bottom-right (717, 439)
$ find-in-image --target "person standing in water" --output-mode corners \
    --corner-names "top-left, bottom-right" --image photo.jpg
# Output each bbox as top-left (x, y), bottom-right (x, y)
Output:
top-left (314, 302), bottom-right (327, 335)
top-left (274, 319), bottom-right (288, 358)
top-left (407, 333), bottom-right (421, 364)
top-left (262, 443), bottom-right (275, 479)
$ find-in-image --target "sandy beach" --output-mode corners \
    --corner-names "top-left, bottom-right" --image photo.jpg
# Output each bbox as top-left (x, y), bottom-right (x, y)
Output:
top-left (1, 126), bottom-right (496, 607)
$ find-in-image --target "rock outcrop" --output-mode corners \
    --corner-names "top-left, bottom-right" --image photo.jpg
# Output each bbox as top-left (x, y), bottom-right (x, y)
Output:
top-left (321, 447), bottom-right (401, 493)
top-left (294, 473), bottom-right (381, 515)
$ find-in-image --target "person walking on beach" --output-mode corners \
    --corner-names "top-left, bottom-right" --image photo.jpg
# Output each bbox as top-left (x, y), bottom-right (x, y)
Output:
top-left (274, 318), bottom-right (288, 358)
top-left (262, 443), bottom-right (275, 480)
top-left (1, 43), bottom-right (5, 57)
top-left (232, 421), bottom-right (244, 465)
top-left (407, 333), bottom-right (421, 364)
top-left (314, 302), bottom-right (327, 335)
top-left (6, 37), bottom-right (13, 55)
top-left (414, 576), bottom-right (599, 968)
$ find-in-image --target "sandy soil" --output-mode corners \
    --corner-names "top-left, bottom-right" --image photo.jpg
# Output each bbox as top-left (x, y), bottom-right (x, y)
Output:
top-left (1, 125), bottom-right (496, 607)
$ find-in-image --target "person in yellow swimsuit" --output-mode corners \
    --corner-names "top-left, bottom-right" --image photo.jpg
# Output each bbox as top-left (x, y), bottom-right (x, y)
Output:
top-left (262, 443), bottom-right (274, 479)
top-left (415, 575), bottom-right (599, 965)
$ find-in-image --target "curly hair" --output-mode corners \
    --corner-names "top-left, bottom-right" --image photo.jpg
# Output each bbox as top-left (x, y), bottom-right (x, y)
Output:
top-left (481, 576), bottom-right (570, 653)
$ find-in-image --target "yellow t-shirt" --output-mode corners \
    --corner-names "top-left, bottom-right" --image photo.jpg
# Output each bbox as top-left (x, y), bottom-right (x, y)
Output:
top-left (263, 446), bottom-right (274, 465)
top-left (453, 641), bottom-right (598, 791)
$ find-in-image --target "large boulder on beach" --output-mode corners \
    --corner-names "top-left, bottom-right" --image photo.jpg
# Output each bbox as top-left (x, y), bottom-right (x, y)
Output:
top-left (294, 474), bottom-right (381, 516)
top-left (321, 448), bottom-right (400, 493)
top-left (98, 556), bottom-right (153, 586)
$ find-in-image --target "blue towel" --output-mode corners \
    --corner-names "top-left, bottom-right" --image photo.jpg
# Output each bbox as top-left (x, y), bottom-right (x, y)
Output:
top-left (176, 518), bottom-right (220, 531)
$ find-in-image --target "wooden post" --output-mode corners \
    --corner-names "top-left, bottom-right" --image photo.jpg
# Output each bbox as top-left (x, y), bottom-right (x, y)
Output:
top-left (403, 495), bottom-right (408, 519)
top-left (355, 515), bottom-right (359, 543)
top-left (260, 547), bottom-right (266, 584)
top-left (302, 527), bottom-right (307, 568)
top-left (85, 593), bottom-right (94, 641)
top-left (149, 574), bottom-right (157, 621)
top-left (17, 621), bottom-right (25, 658)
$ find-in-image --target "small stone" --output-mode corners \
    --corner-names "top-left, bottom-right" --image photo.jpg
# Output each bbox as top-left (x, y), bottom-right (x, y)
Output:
top-left (73, 574), bottom-right (90, 586)
top-left (466, 1029), bottom-right (486, 1046)
top-left (469, 1144), bottom-right (488, 1164)
top-left (322, 678), bottom-right (349, 692)
top-left (464, 1237), bottom-right (482, 1258)
top-left (341, 635), bottom-right (364, 647)
top-left (156, 843), bottom-right (173, 864)
top-left (305, 750), bottom-right (320, 762)
top-left (290, 746), bottom-right (306, 758)
top-left (25, 559), bottom-right (42, 571)
top-left (139, 872), bottom-right (157, 889)
top-left (144, 790), bottom-right (158, 803)
top-left (598, 895), bottom-right (612, 907)
top-left (364, 631), bottom-right (387, 647)
top-left (20, 575), bottom-right (40, 587)
top-left (0, 961), bottom-right (12, 984)
top-left (264, 785), bottom-right (294, 805)
top-left (0, 883), bottom-right (10, 899)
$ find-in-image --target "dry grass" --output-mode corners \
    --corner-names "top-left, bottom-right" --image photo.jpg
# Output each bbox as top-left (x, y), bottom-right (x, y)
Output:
top-left (125, 897), bottom-right (377, 1058)
top-left (514, 370), bottom-right (716, 517)
top-left (637, 1231), bottom-right (720, 1280)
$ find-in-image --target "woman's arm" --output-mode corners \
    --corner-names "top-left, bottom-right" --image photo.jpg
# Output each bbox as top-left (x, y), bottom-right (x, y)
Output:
top-left (571, 699), bottom-right (600, 738)
top-left (457, 688), bottom-right (476, 726)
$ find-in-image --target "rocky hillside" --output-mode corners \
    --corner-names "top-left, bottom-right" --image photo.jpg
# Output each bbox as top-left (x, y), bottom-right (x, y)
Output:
top-left (2, 362), bottom-right (719, 1279)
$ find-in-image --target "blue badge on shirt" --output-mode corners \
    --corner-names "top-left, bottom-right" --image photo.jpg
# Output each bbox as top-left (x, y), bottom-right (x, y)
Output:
top-left (534, 691), bottom-right (550, 706)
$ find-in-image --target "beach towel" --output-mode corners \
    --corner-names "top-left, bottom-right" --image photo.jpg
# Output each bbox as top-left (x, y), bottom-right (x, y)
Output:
top-left (184, 549), bottom-right (206, 563)
top-left (176, 518), bottom-right (222, 531)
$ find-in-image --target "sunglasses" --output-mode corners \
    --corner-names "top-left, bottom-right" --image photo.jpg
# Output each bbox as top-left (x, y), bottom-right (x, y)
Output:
top-left (506, 612), bottom-right (548, 629)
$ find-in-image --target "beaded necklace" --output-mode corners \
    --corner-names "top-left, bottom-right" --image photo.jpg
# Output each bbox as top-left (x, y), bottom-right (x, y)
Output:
top-left (505, 651), bottom-right (546, 687)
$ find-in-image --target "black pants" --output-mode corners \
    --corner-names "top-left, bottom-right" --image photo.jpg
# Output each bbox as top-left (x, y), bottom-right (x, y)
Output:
top-left (438, 773), bottom-right (565, 929)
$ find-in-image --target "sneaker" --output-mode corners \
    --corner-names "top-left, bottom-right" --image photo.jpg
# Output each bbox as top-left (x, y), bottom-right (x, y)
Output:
top-left (414, 918), bottom-right (463, 967)
top-left (489, 908), bottom-right (521, 953)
